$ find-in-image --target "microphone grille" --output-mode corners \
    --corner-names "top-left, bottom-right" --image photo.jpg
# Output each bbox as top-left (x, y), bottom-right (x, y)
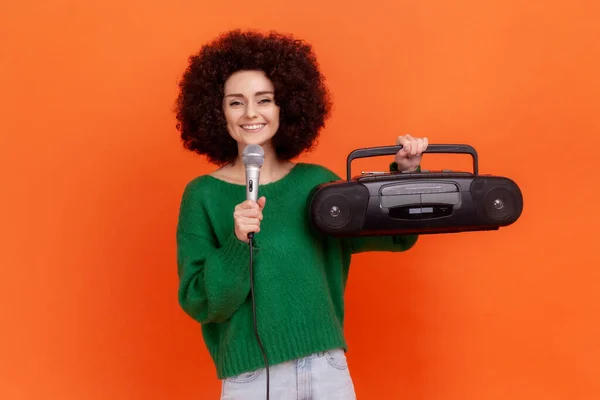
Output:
top-left (242, 144), bottom-right (265, 167)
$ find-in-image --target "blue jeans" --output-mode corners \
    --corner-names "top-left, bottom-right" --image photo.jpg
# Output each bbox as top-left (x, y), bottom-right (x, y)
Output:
top-left (220, 348), bottom-right (357, 399)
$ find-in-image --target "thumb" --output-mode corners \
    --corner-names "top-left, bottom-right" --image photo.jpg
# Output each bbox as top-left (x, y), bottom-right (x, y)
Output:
top-left (395, 147), bottom-right (409, 161)
top-left (257, 196), bottom-right (266, 209)
top-left (396, 141), bottom-right (411, 158)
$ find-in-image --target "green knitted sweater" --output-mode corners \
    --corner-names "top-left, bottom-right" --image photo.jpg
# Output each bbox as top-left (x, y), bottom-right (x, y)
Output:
top-left (176, 162), bottom-right (418, 379)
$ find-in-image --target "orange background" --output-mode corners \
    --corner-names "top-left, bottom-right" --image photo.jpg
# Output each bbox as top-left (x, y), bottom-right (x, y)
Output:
top-left (1, 1), bottom-right (599, 399)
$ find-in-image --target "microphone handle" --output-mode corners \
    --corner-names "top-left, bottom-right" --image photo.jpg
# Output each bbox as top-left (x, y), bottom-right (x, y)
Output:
top-left (246, 165), bottom-right (260, 202)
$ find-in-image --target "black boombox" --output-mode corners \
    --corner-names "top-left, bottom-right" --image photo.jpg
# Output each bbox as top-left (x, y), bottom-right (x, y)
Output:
top-left (309, 144), bottom-right (523, 237)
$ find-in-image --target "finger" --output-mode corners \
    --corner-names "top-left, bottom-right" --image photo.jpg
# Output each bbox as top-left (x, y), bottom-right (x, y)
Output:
top-left (395, 146), bottom-right (409, 161)
top-left (236, 201), bottom-right (250, 210)
top-left (257, 196), bottom-right (266, 209)
top-left (403, 139), bottom-right (412, 155)
top-left (241, 224), bottom-right (260, 233)
top-left (422, 137), bottom-right (429, 152)
top-left (414, 138), bottom-right (423, 156)
top-left (237, 218), bottom-right (261, 229)
top-left (236, 209), bottom-right (262, 219)
top-left (396, 134), bottom-right (410, 147)
top-left (240, 221), bottom-right (260, 229)
top-left (410, 139), bottom-right (419, 157)
top-left (243, 208), bottom-right (262, 217)
top-left (241, 200), bottom-right (260, 210)
top-left (396, 146), bottom-right (407, 156)
top-left (416, 138), bottom-right (425, 155)
top-left (240, 214), bottom-right (261, 222)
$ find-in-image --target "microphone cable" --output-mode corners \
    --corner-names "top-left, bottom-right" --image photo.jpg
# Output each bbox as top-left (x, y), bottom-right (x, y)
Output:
top-left (248, 231), bottom-right (270, 399)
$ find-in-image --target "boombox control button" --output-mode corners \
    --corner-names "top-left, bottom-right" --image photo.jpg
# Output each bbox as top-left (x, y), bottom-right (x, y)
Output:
top-left (381, 182), bottom-right (458, 195)
top-left (421, 192), bottom-right (461, 205)
top-left (380, 194), bottom-right (421, 208)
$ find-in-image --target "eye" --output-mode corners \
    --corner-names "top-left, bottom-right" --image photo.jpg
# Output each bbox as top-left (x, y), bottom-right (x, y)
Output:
top-left (229, 100), bottom-right (243, 107)
top-left (258, 98), bottom-right (272, 104)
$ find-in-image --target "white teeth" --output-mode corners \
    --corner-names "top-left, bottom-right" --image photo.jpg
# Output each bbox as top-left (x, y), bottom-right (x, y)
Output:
top-left (241, 124), bottom-right (265, 130)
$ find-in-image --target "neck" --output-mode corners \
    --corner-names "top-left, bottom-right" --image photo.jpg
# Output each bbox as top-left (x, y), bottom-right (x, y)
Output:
top-left (231, 141), bottom-right (292, 184)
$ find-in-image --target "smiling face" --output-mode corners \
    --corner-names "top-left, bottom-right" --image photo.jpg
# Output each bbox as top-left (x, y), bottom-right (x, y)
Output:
top-left (222, 70), bottom-right (281, 151)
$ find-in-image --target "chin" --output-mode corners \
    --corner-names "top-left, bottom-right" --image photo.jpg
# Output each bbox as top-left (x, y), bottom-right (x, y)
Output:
top-left (240, 134), bottom-right (275, 147)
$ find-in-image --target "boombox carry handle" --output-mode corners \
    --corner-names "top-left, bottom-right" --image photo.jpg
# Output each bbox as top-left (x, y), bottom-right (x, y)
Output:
top-left (346, 144), bottom-right (479, 181)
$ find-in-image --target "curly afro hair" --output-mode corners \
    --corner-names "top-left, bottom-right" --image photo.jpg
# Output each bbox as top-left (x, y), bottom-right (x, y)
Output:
top-left (174, 29), bottom-right (332, 165)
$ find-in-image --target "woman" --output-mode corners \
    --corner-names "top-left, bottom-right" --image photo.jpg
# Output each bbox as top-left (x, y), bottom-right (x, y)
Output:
top-left (174, 29), bottom-right (428, 399)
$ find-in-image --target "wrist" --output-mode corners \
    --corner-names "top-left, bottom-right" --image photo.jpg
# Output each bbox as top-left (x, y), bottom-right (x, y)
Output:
top-left (403, 164), bottom-right (421, 172)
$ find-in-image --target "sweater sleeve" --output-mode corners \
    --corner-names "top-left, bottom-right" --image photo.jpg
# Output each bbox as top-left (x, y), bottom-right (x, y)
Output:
top-left (176, 180), bottom-right (251, 324)
top-left (319, 164), bottom-right (420, 254)
top-left (346, 233), bottom-right (419, 254)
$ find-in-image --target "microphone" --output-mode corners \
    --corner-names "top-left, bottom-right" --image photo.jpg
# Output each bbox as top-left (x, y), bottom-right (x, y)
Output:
top-left (242, 144), bottom-right (265, 203)
top-left (242, 143), bottom-right (270, 399)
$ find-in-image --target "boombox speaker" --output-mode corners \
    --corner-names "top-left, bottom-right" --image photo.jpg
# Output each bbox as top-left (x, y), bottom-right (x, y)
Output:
top-left (308, 144), bottom-right (523, 236)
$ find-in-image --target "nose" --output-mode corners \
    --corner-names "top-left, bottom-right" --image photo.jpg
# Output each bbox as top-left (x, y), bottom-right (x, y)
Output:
top-left (245, 103), bottom-right (258, 118)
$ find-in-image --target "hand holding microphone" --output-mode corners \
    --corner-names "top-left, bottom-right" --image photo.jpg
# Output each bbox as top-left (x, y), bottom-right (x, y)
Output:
top-left (234, 197), bottom-right (266, 243)
top-left (234, 144), bottom-right (265, 243)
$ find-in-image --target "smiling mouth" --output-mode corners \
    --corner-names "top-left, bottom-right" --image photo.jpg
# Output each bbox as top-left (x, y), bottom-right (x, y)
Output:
top-left (240, 123), bottom-right (266, 132)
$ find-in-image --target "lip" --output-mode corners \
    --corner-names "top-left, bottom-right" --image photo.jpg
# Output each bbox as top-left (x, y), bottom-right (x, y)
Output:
top-left (240, 123), bottom-right (266, 133)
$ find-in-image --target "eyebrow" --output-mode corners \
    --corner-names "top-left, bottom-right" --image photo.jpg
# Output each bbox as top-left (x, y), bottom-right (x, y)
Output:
top-left (224, 91), bottom-right (274, 98)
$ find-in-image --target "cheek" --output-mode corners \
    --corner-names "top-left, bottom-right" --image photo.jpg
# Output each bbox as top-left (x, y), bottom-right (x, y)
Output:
top-left (223, 109), bottom-right (239, 126)
top-left (269, 107), bottom-right (281, 125)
